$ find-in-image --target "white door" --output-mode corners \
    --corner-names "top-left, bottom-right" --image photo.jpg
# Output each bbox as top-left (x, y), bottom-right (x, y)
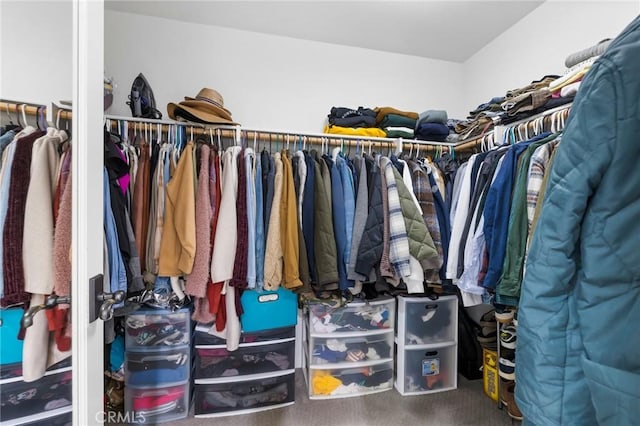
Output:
top-left (72, 0), bottom-right (105, 424)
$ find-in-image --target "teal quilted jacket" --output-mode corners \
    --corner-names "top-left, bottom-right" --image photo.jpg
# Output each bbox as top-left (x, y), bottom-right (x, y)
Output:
top-left (516, 16), bottom-right (640, 426)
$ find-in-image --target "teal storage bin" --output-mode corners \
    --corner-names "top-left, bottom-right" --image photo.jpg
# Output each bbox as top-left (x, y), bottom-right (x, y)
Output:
top-left (0, 307), bottom-right (24, 365)
top-left (240, 288), bottom-right (297, 332)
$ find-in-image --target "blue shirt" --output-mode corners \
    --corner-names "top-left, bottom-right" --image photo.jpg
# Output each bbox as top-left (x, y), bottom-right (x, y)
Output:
top-left (103, 168), bottom-right (127, 296)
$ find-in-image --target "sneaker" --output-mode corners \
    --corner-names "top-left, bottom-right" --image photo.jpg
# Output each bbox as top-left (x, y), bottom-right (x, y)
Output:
top-left (499, 355), bottom-right (516, 380)
top-left (495, 306), bottom-right (515, 324)
top-left (500, 325), bottom-right (517, 349)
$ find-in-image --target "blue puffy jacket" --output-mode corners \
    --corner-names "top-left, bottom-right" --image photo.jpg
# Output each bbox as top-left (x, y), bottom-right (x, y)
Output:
top-left (516, 16), bottom-right (640, 426)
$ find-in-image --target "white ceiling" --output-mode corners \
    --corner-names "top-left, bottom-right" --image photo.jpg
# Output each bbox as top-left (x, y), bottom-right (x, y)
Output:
top-left (105, 1), bottom-right (544, 62)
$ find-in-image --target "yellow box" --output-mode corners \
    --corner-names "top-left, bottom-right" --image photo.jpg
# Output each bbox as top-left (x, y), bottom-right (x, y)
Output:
top-left (483, 348), bottom-right (499, 402)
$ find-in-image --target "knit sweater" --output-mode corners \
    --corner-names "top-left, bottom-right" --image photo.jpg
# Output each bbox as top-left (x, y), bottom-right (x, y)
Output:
top-left (186, 144), bottom-right (211, 298)
top-left (2, 130), bottom-right (46, 306)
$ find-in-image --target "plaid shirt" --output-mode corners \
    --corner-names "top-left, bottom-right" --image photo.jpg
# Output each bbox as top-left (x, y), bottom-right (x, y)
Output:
top-left (409, 160), bottom-right (443, 284)
top-left (526, 139), bottom-right (560, 231)
top-left (384, 160), bottom-right (411, 277)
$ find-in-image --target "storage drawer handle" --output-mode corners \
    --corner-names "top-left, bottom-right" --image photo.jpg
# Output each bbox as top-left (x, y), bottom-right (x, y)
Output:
top-left (425, 351), bottom-right (439, 357)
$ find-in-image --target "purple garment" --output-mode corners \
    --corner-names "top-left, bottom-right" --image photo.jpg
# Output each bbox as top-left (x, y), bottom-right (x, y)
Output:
top-left (115, 145), bottom-right (130, 195)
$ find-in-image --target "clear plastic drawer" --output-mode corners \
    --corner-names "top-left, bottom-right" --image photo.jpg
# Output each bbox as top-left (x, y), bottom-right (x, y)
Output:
top-left (307, 297), bottom-right (395, 335)
top-left (398, 296), bottom-right (457, 346)
top-left (397, 344), bottom-right (457, 395)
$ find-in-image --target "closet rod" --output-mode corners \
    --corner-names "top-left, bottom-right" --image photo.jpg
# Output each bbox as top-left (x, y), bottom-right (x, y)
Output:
top-left (455, 102), bottom-right (572, 152)
top-left (104, 115), bottom-right (458, 152)
top-left (0, 100), bottom-right (73, 122)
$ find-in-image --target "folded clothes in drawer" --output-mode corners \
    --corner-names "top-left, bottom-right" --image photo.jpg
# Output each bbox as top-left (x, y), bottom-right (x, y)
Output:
top-left (311, 334), bottom-right (393, 364)
top-left (126, 348), bottom-right (190, 386)
top-left (401, 297), bottom-right (457, 345)
top-left (0, 358), bottom-right (72, 382)
top-left (125, 308), bottom-right (190, 348)
top-left (194, 373), bottom-right (294, 415)
top-left (309, 362), bottom-right (393, 397)
top-left (0, 369), bottom-right (72, 422)
top-left (125, 383), bottom-right (189, 424)
top-left (195, 340), bottom-right (294, 380)
top-left (308, 297), bottom-right (395, 334)
top-left (194, 325), bottom-right (295, 346)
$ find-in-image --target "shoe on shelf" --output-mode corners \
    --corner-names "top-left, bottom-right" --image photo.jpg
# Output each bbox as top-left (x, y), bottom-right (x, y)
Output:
top-left (500, 325), bottom-right (517, 350)
top-left (476, 326), bottom-right (497, 351)
top-left (513, 310), bottom-right (518, 327)
top-left (506, 382), bottom-right (523, 421)
top-left (498, 355), bottom-right (516, 380)
top-left (495, 305), bottom-right (515, 324)
top-left (479, 309), bottom-right (496, 328)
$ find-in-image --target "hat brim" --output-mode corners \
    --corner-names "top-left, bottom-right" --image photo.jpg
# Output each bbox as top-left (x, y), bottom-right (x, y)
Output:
top-left (180, 99), bottom-right (233, 121)
top-left (167, 103), bottom-right (237, 125)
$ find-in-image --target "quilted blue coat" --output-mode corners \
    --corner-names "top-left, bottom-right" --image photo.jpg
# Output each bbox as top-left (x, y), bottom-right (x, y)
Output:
top-left (516, 16), bottom-right (640, 425)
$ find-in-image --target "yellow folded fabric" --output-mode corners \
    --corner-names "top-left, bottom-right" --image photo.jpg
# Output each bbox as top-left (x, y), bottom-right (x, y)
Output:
top-left (312, 372), bottom-right (343, 395)
top-left (324, 125), bottom-right (387, 138)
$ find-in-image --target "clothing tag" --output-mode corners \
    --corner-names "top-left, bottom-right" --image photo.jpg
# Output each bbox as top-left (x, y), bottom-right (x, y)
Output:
top-left (422, 358), bottom-right (440, 376)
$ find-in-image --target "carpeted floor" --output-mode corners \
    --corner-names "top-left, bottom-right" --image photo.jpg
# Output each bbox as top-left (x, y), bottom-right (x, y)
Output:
top-left (154, 370), bottom-right (516, 426)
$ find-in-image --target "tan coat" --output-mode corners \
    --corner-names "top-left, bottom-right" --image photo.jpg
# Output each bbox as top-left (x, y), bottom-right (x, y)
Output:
top-left (263, 153), bottom-right (284, 290)
top-left (159, 141), bottom-right (196, 275)
top-left (280, 151), bottom-right (302, 289)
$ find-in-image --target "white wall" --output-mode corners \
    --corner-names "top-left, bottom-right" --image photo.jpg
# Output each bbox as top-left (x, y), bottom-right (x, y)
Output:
top-left (463, 1), bottom-right (639, 113)
top-left (0, 1), bottom-right (72, 106)
top-left (105, 10), bottom-right (467, 132)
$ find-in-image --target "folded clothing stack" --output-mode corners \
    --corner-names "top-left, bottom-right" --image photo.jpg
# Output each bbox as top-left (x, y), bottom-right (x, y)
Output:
top-left (328, 107), bottom-right (377, 128)
top-left (415, 109), bottom-right (450, 142)
top-left (375, 107), bottom-right (418, 138)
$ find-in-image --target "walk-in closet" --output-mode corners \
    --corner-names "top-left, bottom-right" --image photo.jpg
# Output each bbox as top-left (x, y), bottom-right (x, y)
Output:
top-left (1, 1), bottom-right (639, 425)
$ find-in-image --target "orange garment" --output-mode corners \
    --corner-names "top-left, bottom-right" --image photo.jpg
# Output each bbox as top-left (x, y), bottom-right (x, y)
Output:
top-left (280, 152), bottom-right (302, 289)
top-left (373, 106), bottom-right (419, 124)
top-left (159, 141), bottom-right (196, 275)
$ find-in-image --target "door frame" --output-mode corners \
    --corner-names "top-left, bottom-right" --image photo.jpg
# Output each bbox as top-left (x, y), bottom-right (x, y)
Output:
top-left (71, 0), bottom-right (105, 424)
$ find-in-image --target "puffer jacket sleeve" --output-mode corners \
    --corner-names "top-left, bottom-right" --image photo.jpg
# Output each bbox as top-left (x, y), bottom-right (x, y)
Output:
top-left (516, 60), bottom-right (616, 425)
top-left (355, 167), bottom-right (383, 278)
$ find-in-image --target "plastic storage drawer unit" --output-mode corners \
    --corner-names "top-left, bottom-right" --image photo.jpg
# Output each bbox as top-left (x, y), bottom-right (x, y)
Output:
top-left (194, 326), bottom-right (295, 346)
top-left (397, 344), bottom-right (458, 395)
top-left (307, 360), bottom-right (394, 399)
top-left (125, 309), bottom-right (190, 348)
top-left (126, 347), bottom-right (191, 386)
top-left (125, 382), bottom-right (190, 424)
top-left (309, 333), bottom-right (394, 365)
top-left (0, 368), bottom-right (72, 423)
top-left (398, 296), bottom-right (457, 346)
top-left (308, 297), bottom-right (395, 334)
top-left (194, 372), bottom-right (295, 417)
top-left (195, 339), bottom-right (295, 382)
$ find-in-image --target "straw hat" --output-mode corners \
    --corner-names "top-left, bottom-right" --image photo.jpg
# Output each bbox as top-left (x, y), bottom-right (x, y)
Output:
top-left (167, 88), bottom-right (237, 125)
